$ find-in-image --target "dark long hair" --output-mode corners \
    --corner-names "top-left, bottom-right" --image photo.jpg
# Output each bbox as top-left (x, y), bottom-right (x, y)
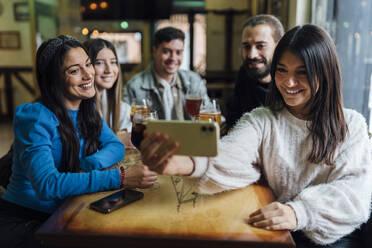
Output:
top-left (83, 38), bottom-right (122, 132)
top-left (36, 35), bottom-right (102, 172)
top-left (267, 24), bottom-right (348, 166)
top-left (154, 27), bottom-right (185, 47)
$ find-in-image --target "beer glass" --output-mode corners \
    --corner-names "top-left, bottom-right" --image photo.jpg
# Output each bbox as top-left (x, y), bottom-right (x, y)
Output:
top-left (131, 110), bottom-right (159, 190)
top-left (131, 110), bottom-right (158, 149)
top-left (199, 99), bottom-right (221, 124)
top-left (185, 89), bottom-right (202, 121)
top-left (130, 99), bottom-right (150, 123)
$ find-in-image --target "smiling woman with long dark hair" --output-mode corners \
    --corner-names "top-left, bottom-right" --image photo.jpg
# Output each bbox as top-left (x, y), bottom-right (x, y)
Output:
top-left (0, 35), bottom-right (156, 248)
top-left (140, 25), bottom-right (372, 248)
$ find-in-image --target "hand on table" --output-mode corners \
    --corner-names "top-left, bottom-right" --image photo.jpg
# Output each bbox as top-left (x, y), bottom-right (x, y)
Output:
top-left (247, 202), bottom-right (297, 230)
top-left (123, 163), bottom-right (158, 189)
top-left (140, 132), bottom-right (194, 175)
top-left (117, 130), bottom-right (136, 150)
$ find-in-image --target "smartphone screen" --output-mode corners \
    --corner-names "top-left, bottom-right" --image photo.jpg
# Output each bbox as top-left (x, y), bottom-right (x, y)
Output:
top-left (89, 189), bottom-right (144, 214)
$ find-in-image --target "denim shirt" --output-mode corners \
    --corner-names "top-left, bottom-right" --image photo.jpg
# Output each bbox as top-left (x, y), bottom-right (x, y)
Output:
top-left (123, 62), bottom-right (209, 120)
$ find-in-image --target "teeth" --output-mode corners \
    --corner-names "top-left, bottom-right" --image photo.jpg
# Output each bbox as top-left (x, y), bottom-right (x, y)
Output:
top-left (286, 89), bottom-right (301, 94)
top-left (80, 82), bottom-right (92, 89)
top-left (102, 77), bottom-right (113, 81)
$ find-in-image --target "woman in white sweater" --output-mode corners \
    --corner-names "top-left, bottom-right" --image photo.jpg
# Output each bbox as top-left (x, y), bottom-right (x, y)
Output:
top-left (140, 24), bottom-right (372, 247)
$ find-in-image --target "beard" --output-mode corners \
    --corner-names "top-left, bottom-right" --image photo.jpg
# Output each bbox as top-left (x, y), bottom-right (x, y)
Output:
top-left (243, 58), bottom-right (271, 80)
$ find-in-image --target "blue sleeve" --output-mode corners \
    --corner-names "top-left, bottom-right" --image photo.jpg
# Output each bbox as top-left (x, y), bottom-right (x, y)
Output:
top-left (14, 103), bottom-right (121, 201)
top-left (80, 117), bottom-right (125, 171)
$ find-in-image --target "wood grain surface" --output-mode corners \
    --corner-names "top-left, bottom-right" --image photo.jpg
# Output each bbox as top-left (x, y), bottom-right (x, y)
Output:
top-left (36, 149), bottom-right (295, 247)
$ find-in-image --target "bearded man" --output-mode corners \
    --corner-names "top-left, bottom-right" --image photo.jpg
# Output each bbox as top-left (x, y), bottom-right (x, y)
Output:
top-left (226, 15), bottom-right (284, 131)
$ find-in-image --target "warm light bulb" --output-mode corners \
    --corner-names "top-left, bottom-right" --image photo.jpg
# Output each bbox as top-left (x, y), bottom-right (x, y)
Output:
top-left (89, 3), bottom-right (97, 10)
top-left (100, 1), bottom-right (108, 9)
top-left (82, 28), bottom-right (89, 36)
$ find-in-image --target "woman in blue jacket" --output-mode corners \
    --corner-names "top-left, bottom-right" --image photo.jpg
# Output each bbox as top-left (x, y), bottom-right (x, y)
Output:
top-left (0, 35), bottom-right (156, 248)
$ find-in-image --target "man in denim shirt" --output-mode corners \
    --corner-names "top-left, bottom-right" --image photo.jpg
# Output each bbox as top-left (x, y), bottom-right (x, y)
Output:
top-left (123, 27), bottom-right (209, 120)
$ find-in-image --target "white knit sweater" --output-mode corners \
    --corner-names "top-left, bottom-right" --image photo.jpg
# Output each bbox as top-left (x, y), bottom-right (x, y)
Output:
top-left (191, 107), bottom-right (372, 245)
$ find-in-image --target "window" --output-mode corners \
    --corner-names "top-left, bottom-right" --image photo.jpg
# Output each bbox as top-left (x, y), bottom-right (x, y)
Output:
top-left (313, 0), bottom-right (372, 131)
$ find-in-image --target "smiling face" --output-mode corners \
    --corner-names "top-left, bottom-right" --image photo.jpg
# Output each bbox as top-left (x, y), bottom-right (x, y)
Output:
top-left (241, 24), bottom-right (277, 83)
top-left (93, 48), bottom-right (119, 93)
top-left (62, 47), bottom-right (95, 110)
top-left (275, 50), bottom-right (313, 119)
top-left (152, 39), bottom-right (184, 82)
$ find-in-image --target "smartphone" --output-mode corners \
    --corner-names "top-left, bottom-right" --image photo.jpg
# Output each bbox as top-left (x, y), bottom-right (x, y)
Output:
top-left (89, 189), bottom-right (144, 214)
top-left (146, 120), bottom-right (219, 157)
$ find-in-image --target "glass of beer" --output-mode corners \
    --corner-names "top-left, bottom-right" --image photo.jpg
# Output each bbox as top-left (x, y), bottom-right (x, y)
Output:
top-left (185, 89), bottom-right (202, 121)
top-left (131, 110), bottom-right (160, 190)
top-left (130, 99), bottom-right (150, 123)
top-left (131, 110), bottom-right (158, 150)
top-left (199, 99), bottom-right (221, 124)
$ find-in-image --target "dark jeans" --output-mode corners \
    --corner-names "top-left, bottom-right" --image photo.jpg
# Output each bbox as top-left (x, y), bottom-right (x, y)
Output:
top-left (360, 213), bottom-right (372, 247)
top-left (0, 198), bottom-right (50, 248)
top-left (292, 229), bottom-right (362, 248)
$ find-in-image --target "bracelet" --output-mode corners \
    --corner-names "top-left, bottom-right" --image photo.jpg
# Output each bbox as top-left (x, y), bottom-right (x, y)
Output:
top-left (119, 167), bottom-right (125, 188)
top-left (189, 156), bottom-right (196, 176)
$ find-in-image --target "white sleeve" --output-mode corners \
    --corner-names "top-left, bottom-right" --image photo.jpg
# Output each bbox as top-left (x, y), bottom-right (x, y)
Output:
top-left (287, 113), bottom-right (372, 245)
top-left (191, 111), bottom-right (264, 194)
top-left (118, 101), bottom-right (132, 131)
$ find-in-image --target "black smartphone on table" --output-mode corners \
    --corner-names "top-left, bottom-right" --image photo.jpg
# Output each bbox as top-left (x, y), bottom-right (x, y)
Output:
top-left (89, 189), bottom-right (144, 214)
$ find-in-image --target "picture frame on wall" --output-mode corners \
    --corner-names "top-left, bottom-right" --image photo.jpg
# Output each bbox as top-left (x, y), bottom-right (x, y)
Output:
top-left (0, 31), bottom-right (21, 49)
top-left (14, 2), bottom-right (30, 21)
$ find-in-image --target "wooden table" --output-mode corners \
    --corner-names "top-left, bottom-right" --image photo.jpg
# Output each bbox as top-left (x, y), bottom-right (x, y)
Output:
top-left (36, 150), bottom-right (295, 248)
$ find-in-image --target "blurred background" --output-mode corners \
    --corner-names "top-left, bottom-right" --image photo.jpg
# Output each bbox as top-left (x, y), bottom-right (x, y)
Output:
top-left (0, 0), bottom-right (372, 156)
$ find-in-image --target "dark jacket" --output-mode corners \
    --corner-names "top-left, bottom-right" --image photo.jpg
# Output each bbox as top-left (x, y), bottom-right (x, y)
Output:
top-left (226, 65), bottom-right (270, 131)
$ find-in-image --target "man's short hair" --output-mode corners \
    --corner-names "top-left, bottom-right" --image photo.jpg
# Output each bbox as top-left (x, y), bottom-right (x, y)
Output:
top-left (242, 14), bottom-right (284, 42)
top-left (154, 27), bottom-right (185, 47)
